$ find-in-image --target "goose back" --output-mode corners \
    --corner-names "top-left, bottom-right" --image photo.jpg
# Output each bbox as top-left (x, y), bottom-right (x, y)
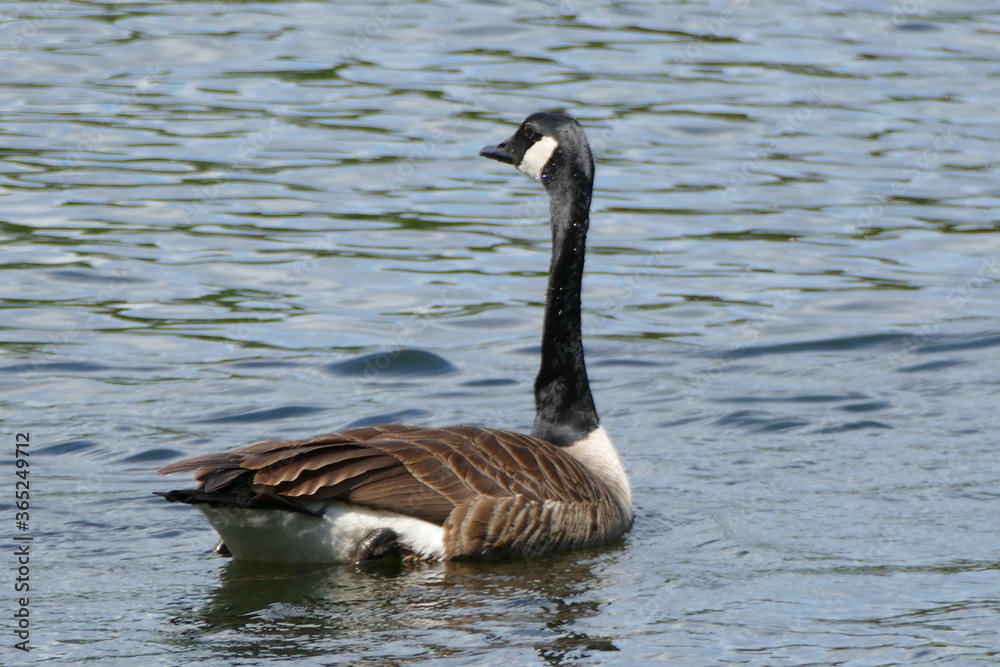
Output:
top-left (159, 423), bottom-right (633, 559)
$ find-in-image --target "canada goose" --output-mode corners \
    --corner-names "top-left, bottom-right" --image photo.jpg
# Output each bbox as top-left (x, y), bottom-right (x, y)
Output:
top-left (157, 111), bottom-right (633, 564)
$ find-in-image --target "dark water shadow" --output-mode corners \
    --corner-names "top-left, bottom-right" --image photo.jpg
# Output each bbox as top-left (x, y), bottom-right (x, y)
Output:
top-left (326, 348), bottom-right (457, 378)
top-left (191, 405), bottom-right (328, 424)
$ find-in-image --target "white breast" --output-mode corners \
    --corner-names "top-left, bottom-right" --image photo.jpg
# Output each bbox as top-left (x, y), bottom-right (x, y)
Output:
top-left (563, 425), bottom-right (632, 509)
top-left (198, 501), bottom-right (445, 564)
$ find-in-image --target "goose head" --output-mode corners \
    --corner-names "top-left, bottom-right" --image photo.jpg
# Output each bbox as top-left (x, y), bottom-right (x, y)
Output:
top-left (480, 111), bottom-right (594, 192)
top-left (479, 111), bottom-right (600, 447)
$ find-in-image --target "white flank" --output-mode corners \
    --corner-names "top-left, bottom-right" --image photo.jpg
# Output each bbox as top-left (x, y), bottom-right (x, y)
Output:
top-left (563, 425), bottom-right (632, 509)
top-left (198, 500), bottom-right (445, 564)
top-left (517, 135), bottom-right (559, 182)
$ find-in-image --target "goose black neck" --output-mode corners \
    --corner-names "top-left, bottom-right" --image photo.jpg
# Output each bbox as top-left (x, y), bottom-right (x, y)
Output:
top-left (532, 167), bottom-right (599, 446)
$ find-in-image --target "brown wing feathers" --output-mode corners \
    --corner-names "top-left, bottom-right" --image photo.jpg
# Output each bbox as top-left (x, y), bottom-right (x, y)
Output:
top-left (159, 424), bottom-right (600, 508)
top-left (158, 423), bottom-right (635, 558)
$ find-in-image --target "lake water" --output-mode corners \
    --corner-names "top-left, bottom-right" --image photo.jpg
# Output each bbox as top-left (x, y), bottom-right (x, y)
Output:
top-left (3, 0), bottom-right (1000, 664)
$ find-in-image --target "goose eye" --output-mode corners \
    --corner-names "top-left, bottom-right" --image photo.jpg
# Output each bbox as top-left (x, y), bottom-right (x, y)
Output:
top-left (523, 126), bottom-right (539, 142)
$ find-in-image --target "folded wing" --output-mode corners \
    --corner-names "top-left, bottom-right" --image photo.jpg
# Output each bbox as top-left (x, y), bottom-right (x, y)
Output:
top-left (157, 423), bottom-right (615, 534)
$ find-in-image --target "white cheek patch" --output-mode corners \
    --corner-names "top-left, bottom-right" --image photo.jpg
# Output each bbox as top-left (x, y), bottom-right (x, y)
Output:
top-left (517, 135), bottom-right (559, 182)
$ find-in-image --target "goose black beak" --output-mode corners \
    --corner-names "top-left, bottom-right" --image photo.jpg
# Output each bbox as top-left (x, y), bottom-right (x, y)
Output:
top-left (479, 141), bottom-right (516, 165)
